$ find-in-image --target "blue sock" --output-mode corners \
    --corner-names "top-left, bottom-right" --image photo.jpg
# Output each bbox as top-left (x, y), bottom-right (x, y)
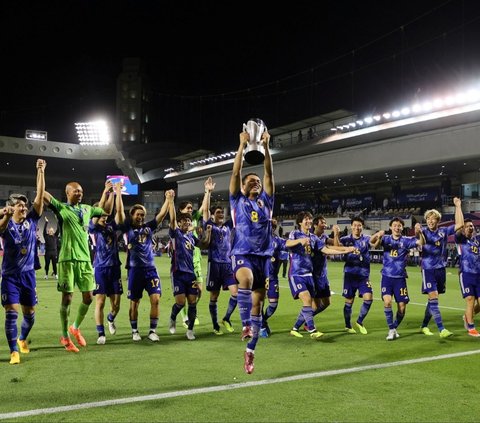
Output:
top-left (301, 306), bottom-right (315, 331)
top-left (130, 320), bottom-right (138, 331)
top-left (428, 299), bottom-right (445, 331)
top-left (421, 303), bottom-right (432, 327)
top-left (150, 317), bottom-right (158, 331)
top-left (170, 303), bottom-right (184, 321)
top-left (237, 288), bottom-right (252, 326)
top-left (224, 295), bottom-right (238, 321)
top-left (384, 306), bottom-right (394, 329)
top-left (246, 314), bottom-right (262, 351)
top-left (96, 324), bottom-right (105, 336)
top-left (20, 312), bottom-right (35, 340)
top-left (394, 311), bottom-right (405, 329)
top-left (263, 301), bottom-right (278, 321)
top-left (357, 300), bottom-right (372, 324)
top-left (5, 310), bottom-right (18, 352)
top-left (187, 304), bottom-right (197, 330)
top-left (344, 302), bottom-right (353, 328)
top-left (209, 300), bottom-right (218, 328)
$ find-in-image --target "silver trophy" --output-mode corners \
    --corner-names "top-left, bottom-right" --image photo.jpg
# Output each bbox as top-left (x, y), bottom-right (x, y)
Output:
top-left (242, 118), bottom-right (267, 165)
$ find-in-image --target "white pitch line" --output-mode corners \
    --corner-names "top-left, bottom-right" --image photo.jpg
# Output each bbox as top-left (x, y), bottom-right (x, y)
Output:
top-left (1, 349), bottom-right (480, 421)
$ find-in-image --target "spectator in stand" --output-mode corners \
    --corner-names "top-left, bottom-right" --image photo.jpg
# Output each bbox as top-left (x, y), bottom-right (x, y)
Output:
top-left (43, 216), bottom-right (60, 279)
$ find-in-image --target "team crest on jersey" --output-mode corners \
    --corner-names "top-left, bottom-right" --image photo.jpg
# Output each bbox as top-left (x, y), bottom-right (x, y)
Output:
top-left (237, 259), bottom-right (244, 265)
top-left (256, 199), bottom-right (264, 208)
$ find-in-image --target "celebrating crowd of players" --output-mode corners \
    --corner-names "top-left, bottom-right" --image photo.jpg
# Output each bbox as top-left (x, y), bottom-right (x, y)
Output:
top-left (1, 129), bottom-right (478, 374)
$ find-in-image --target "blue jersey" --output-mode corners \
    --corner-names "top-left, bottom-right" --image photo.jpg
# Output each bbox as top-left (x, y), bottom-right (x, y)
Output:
top-left (288, 230), bottom-right (317, 276)
top-left (230, 190), bottom-right (274, 257)
top-left (270, 234), bottom-right (287, 279)
top-left (312, 233), bottom-right (329, 279)
top-left (420, 225), bottom-right (455, 269)
top-left (89, 220), bottom-right (121, 268)
top-left (455, 232), bottom-right (480, 274)
top-left (0, 210), bottom-right (40, 275)
top-left (205, 218), bottom-right (231, 264)
top-left (340, 234), bottom-right (371, 277)
top-left (169, 227), bottom-right (199, 275)
top-left (120, 219), bottom-right (157, 268)
top-left (381, 235), bottom-right (418, 278)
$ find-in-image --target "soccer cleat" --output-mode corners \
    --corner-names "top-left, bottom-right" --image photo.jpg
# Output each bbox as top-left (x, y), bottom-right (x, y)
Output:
top-left (69, 325), bottom-right (86, 347)
top-left (303, 324), bottom-right (309, 332)
top-left (17, 339), bottom-right (30, 354)
top-left (386, 329), bottom-right (397, 341)
top-left (289, 329), bottom-right (303, 338)
top-left (309, 331), bottom-right (324, 339)
top-left (186, 329), bottom-right (195, 340)
top-left (44, 275), bottom-right (48, 279)
top-left (467, 328), bottom-right (480, 337)
top-left (221, 319), bottom-right (234, 333)
top-left (355, 322), bottom-right (368, 335)
top-left (9, 351), bottom-right (20, 365)
top-left (169, 319), bottom-right (177, 335)
top-left (440, 328), bottom-right (453, 338)
top-left (108, 320), bottom-right (117, 335)
top-left (96, 335), bottom-right (106, 345)
top-left (60, 337), bottom-right (79, 353)
top-left (147, 331), bottom-right (160, 342)
top-left (259, 328), bottom-right (269, 338)
top-left (244, 351), bottom-right (255, 374)
top-left (241, 326), bottom-right (253, 341)
top-left (213, 328), bottom-right (224, 336)
top-left (421, 327), bottom-right (434, 336)
top-left (463, 314), bottom-right (468, 330)
top-left (345, 327), bottom-right (357, 334)
top-left (132, 331), bottom-right (142, 342)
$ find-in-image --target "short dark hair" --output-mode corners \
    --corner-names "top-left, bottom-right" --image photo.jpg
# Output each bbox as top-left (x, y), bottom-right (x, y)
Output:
top-left (351, 216), bottom-right (364, 225)
top-left (389, 217), bottom-right (405, 227)
top-left (242, 172), bottom-right (259, 185)
top-left (296, 211), bottom-right (313, 225)
top-left (177, 212), bottom-right (192, 222)
top-left (179, 201), bottom-right (193, 212)
top-left (313, 215), bottom-right (326, 226)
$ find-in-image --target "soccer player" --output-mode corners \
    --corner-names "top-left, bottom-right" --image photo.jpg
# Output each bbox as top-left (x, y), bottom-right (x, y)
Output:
top-left (454, 218), bottom-right (480, 337)
top-left (288, 211), bottom-right (356, 338)
top-left (259, 217), bottom-right (287, 338)
top-left (375, 218), bottom-right (425, 340)
top-left (0, 159), bottom-right (46, 364)
top-left (44, 180), bottom-right (111, 352)
top-left (167, 192), bottom-right (211, 340)
top-left (177, 198), bottom-right (205, 328)
top-left (230, 127), bottom-right (273, 374)
top-left (119, 191), bottom-right (172, 342)
top-left (335, 216), bottom-right (378, 335)
top-left (416, 197), bottom-right (463, 337)
top-left (201, 177), bottom-right (238, 335)
top-left (89, 182), bottom-right (125, 344)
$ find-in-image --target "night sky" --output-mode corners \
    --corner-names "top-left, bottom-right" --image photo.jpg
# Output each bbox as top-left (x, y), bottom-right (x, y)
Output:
top-left (2, 0), bottom-right (480, 154)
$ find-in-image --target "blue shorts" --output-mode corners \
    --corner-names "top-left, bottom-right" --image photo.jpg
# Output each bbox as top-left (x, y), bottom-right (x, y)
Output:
top-left (314, 275), bottom-right (331, 298)
top-left (381, 275), bottom-right (410, 303)
top-left (171, 271), bottom-right (199, 297)
top-left (206, 261), bottom-right (237, 292)
top-left (343, 273), bottom-right (372, 299)
top-left (1, 270), bottom-right (38, 307)
top-left (127, 266), bottom-right (161, 300)
top-left (289, 275), bottom-right (315, 299)
top-left (94, 266), bottom-right (123, 296)
top-left (266, 277), bottom-right (279, 300)
top-left (459, 272), bottom-right (480, 299)
top-left (421, 268), bottom-right (446, 294)
top-left (231, 254), bottom-right (269, 291)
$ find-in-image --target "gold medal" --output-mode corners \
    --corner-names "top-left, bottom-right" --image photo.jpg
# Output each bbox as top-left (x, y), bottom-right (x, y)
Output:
top-left (127, 243), bottom-right (132, 250)
top-left (21, 247), bottom-right (27, 255)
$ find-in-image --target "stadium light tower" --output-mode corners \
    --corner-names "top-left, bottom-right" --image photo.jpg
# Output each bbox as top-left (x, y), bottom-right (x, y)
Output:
top-left (75, 120), bottom-right (111, 145)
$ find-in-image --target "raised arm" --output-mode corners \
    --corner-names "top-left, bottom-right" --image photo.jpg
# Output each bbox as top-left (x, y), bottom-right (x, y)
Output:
top-left (202, 177), bottom-right (215, 222)
top-left (262, 131), bottom-right (274, 196)
top-left (332, 224), bottom-right (341, 247)
top-left (156, 189), bottom-right (175, 225)
top-left (369, 230), bottom-right (385, 249)
top-left (0, 206), bottom-right (14, 232)
top-left (166, 190), bottom-right (176, 229)
top-left (197, 224), bottom-right (212, 250)
top-left (33, 159), bottom-right (46, 216)
top-left (114, 182), bottom-right (125, 225)
top-left (453, 196), bottom-right (464, 232)
top-left (229, 131), bottom-right (248, 196)
top-left (99, 180), bottom-right (114, 216)
top-left (415, 223), bottom-right (426, 246)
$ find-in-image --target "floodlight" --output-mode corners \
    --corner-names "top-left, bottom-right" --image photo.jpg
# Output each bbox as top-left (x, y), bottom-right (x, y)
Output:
top-left (75, 120), bottom-right (111, 145)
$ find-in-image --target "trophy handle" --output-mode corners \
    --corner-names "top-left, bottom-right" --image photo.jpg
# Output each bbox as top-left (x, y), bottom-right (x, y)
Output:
top-left (242, 123), bottom-right (247, 132)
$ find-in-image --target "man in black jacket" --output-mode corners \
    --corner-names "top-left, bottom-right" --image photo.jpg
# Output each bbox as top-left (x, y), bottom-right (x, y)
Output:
top-left (43, 216), bottom-right (59, 279)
